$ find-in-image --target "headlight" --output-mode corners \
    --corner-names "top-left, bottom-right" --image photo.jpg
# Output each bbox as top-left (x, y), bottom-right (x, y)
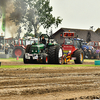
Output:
top-left (25, 53), bottom-right (30, 59)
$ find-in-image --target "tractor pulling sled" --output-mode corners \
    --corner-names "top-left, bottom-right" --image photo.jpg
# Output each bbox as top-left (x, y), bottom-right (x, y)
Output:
top-left (23, 32), bottom-right (84, 64)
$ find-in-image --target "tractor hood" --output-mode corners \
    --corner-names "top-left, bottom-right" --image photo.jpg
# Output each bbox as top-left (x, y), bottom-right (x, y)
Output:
top-left (32, 44), bottom-right (44, 48)
top-left (30, 44), bottom-right (45, 54)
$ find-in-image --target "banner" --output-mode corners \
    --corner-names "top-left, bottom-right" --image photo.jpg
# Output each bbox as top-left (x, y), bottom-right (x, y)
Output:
top-left (2, 10), bottom-right (6, 32)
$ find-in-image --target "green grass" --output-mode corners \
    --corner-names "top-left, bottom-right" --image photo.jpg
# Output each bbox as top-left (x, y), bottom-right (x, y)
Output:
top-left (0, 58), bottom-right (97, 62)
top-left (0, 64), bottom-right (99, 68)
top-left (0, 58), bottom-right (99, 68)
top-left (0, 58), bottom-right (96, 62)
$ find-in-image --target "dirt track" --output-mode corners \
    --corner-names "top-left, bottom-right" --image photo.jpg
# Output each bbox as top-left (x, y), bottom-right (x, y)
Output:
top-left (0, 61), bottom-right (100, 100)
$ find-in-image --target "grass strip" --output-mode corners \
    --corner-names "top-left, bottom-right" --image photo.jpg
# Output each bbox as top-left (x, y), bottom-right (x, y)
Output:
top-left (0, 64), bottom-right (99, 68)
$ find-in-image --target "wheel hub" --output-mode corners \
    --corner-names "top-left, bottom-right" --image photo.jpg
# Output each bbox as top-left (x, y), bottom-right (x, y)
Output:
top-left (15, 49), bottom-right (22, 57)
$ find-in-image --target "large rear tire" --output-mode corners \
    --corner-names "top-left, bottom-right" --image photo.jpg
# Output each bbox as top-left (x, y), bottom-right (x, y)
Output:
top-left (74, 50), bottom-right (84, 64)
top-left (48, 45), bottom-right (63, 64)
top-left (12, 46), bottom-right (25, 58)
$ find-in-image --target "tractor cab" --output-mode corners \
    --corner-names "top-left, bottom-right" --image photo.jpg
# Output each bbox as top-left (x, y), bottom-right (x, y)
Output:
top-left (63, 38), bottom-right (82, 49)
top-left (40, 34), bottom-right (49, 44)
top-left (40, 34), bottom-right (58, 47)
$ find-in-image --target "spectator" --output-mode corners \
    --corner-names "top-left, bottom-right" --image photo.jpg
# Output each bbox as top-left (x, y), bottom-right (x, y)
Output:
top-left (0, 43), bottom-right (4, 50)
top-left (5, 43), bottom-right (10, 54)
top-left (87, 47), bottom-right (92, 59)
top-left (0, 43), bottom-right (2, 50)
top-left (83, 47), bottom-right (88, 59)
top-left (96, 48), bottom-right (100, 59)
top-left (91, 47), bottom-right (95, 59)
top-left (10, 41), bottom-right (14, 49)
top-left (93, 50), bottom-right (97, 59)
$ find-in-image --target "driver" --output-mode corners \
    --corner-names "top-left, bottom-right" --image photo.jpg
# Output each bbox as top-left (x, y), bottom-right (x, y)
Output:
top-left (41, 36), bottom-right (46, 50)
top-left (41, 36), bottom-right (46, 45)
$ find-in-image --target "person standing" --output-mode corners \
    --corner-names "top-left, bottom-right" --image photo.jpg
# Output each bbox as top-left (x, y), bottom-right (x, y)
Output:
top-left (87, 47), bottom-right (92, 59)
top-left (83, 47), bottom-right (88, 59)
top-left (91, 47), bottom-right (95, 59)
top-left (96, 48), bottom-right (100, 59)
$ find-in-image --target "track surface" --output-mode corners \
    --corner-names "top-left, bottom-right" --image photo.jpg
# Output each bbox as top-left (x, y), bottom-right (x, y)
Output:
top-left (0, 61), bottom-right (100, 100)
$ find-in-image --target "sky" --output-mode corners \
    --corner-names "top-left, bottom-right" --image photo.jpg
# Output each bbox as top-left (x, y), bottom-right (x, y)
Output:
top-left (46, 0), bottom-right (100, 33)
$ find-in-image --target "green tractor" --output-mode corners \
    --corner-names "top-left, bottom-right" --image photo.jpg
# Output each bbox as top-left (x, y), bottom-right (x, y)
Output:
top-left (23, 34), bottom-right (63, 64)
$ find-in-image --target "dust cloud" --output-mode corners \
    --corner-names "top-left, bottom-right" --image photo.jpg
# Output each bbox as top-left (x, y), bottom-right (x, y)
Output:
top-left (0, 0), bottom-right (25, 38)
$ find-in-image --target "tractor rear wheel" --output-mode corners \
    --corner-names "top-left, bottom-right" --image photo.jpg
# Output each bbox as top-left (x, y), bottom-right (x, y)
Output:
top-left (74, 50), bottom-right (84, 64)
top-left (48, 45), bottom-right (63, 64)
top-left (12, 46), bottom-right (25, 58)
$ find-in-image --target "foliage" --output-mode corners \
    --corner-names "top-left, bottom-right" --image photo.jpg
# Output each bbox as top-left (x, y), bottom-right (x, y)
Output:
top-left (37, 0), bottom-right (62, 29)
top-left (23, 32), bottom-right (35, 37)
top-left (23, 32), bottom-right (42, 38)
top-left (34, 0), bottom-right (63, 32)
top-left (10, 0), bottom-right (62, 37)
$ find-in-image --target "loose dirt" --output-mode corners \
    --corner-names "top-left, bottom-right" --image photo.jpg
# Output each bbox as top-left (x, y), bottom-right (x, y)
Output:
top-left (0, 61), bottom-right (100, 100)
